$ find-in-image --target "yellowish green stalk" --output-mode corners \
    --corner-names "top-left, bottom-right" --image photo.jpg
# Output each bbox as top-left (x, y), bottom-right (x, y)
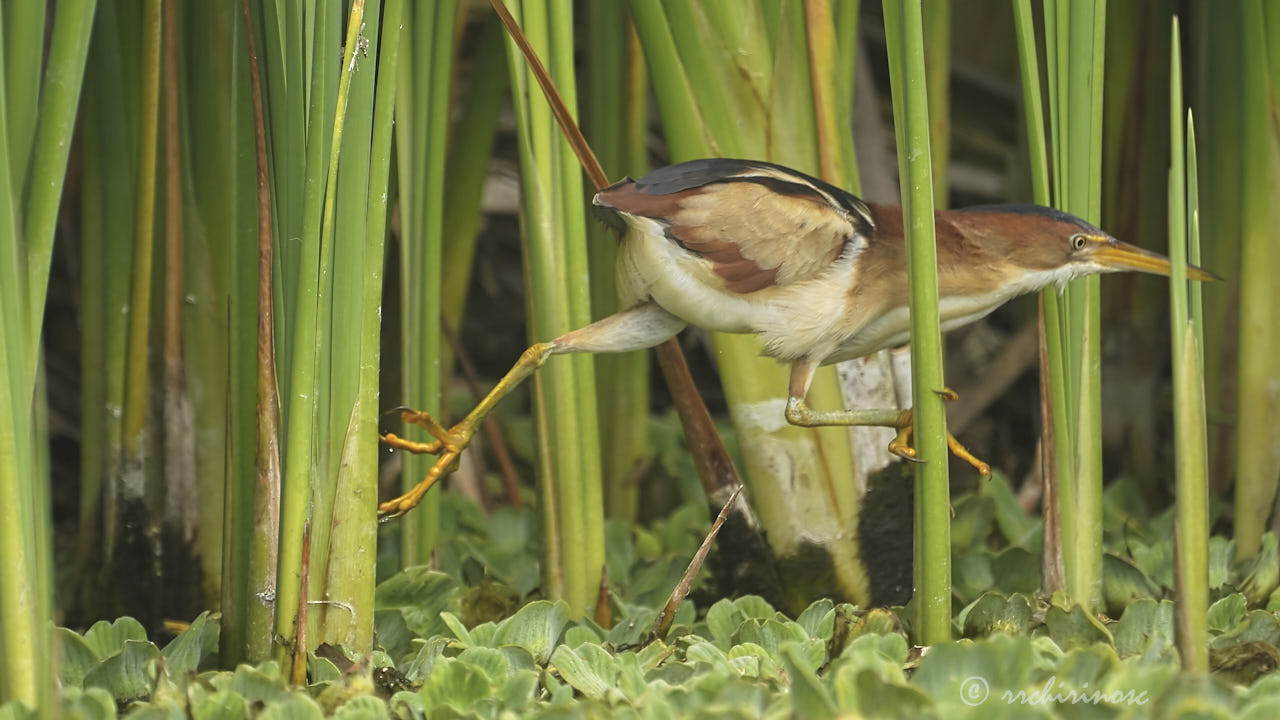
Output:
top-left (1167, 18), bottom-right (1209, 674)
top-left (804, 0), bottom-right (847, 186)
top-left (587, 1), bottom-right (649, 520)
top-left (503, 0), bottom-right (605, 616)
top-left (20, 0), bottom-right (96, 367)
top-left (923, 0), bottom-right (949, 205)
top-left (883, 0), bottom-right (950, 644)
top-left (76, 0), bottom-right (136, 613)
top-left (625, 0), bottom-right (715, 161)
top-left (0, 335), bottom-right (38, 709)
top-left (119, 0), bottom-right (160, 513)
top-left (275, 0), bottom-right (363, 671)
top-left (1233, 0), bottom-right (1280, 560)
top-left (3, 1), bottom-right (45, 195)
top-left (312, 0), bottom-right (385, 638)
top-left (832, 0), bottom-right (861, 191)
top-left (321, 0), bottom-right (401, 653)
top-left (0, 52), bottom-right (38, 701)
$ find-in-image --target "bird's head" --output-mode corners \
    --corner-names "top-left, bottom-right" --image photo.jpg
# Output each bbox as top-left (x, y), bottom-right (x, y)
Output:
top-left (948, 205), bottom-right (1220, 289)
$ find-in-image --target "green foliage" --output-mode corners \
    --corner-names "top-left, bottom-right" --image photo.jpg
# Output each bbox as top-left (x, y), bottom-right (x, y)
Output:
top-left (24, 491), bottom-right (1280, 718)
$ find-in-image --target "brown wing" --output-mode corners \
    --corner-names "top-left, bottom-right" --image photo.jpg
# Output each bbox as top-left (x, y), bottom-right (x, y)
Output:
top-left (594, 160), bottom-right (873, 294)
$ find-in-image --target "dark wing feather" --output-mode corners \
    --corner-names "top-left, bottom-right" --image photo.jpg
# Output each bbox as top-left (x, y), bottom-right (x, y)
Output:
top-left (633, 159), bottom-right (875, 230)
top-left (595, 159), bottom-right (872, 293)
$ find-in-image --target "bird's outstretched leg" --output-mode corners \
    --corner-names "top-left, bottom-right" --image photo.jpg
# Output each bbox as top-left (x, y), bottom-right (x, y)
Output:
top-left (783, 357), bottom-right (990, 475)
top-left (378, 302), bottom-right (687, 520)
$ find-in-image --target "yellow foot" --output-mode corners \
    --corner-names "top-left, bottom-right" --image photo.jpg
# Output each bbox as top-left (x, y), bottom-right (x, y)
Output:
top-left (378, 407), bottom-right (473, 521)
top-left (885, 408), bottom-right (991, 476)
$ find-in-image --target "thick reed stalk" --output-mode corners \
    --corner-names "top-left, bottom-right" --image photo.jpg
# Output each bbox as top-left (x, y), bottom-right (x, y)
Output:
top-left (502, 0), bottom-right (605, 617)
top-left (883, 0), bottom-right (950, 644)
top-left (586, 1), bottom-right (650, 520)
top-left (321, 0), bottom-right (402, 653)
top-left (1233, 0), bottom-right (1280, 561)
top-left (275, 0), bottom-right (365, 672)
top-left (629, 0), bottom-right (867, 610)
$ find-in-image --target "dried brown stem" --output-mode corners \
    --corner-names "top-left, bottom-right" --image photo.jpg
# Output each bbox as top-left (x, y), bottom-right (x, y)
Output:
top-left (290, 521), bottom-right (310, 687)
top-left (647, 484), bottom-right (743, 643)
top-left (240, 0), bottom-right (281, 659)
top-left (1038, 296), bottom-right (1063, 594)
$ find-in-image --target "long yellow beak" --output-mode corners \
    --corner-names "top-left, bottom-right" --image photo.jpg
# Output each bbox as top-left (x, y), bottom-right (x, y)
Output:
top-left (1091, 240), bottom-right (1222, 282)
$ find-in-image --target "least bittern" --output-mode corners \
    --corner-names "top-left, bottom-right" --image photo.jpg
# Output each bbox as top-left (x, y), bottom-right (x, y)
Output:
top-left (379, 158), bottom-right (1218, 518)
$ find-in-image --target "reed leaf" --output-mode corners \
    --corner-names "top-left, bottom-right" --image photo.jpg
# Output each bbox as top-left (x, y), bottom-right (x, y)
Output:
top-left (1039, 0), bottom-right (1106, 613)
top-left (395, 0), bottom-right (456, 565)
top-left (0, 0), bottom-right (97, 708)
top-left (1167, 17), bottom-right (1209, 674)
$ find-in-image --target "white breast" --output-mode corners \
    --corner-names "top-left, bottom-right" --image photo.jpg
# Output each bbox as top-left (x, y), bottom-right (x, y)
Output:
top-left (824, 265), bottom-right (1085, 364)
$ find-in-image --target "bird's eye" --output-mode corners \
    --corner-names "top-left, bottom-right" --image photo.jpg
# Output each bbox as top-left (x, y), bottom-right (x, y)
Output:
top-left (1071, 233), bottom-right (1087, 250)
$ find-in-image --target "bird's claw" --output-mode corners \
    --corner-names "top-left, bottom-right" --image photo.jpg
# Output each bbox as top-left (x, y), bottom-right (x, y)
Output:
top-left (933, 387), bottom-right (960, 402)
top-left (888, 426), bottom-right (926, 463)
top-left (886, 416), bottom-right (990, 475)
top-left (378, 407), bottom-right (472, 521)
top-left (891, 445), bottom-right (927, 464)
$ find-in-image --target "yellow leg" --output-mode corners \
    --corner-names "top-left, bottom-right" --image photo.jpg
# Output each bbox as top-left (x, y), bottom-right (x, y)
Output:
top-left (378, 342), bottom-right (554, 519)
top-left (379, 303), bottom-right (687, 520)
top-left (785, 359), bottom-right (990, 476)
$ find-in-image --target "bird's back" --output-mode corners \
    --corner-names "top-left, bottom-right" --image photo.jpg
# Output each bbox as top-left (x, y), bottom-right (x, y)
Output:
top-left (594, 159), bottom-right (874, 293)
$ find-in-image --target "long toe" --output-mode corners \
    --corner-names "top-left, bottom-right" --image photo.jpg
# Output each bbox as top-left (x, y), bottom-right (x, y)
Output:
top-left (945, 432), bottom-right (990, 475)
top-left (380, 432), bottom-right (444, 455)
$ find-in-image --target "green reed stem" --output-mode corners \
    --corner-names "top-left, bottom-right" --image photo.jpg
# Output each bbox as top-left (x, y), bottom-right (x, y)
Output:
top-left (883, 0), bottom-right (950, 644)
